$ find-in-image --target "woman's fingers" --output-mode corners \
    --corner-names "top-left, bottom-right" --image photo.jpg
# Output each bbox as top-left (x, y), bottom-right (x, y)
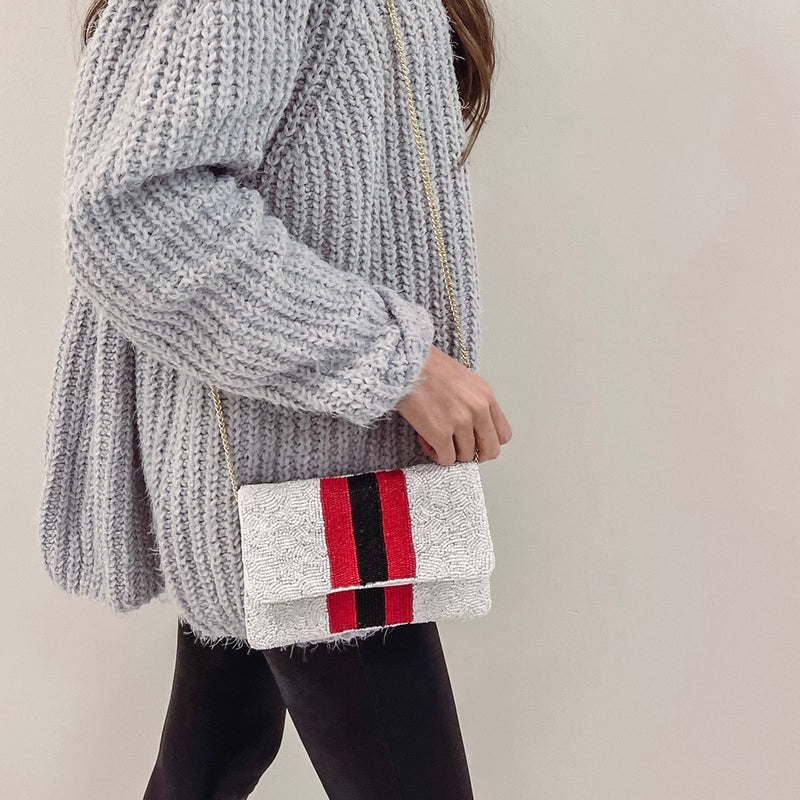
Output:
top-left (452, 410), bottom-right (478, 463)
top-left (434, 426), bottom-right (458, 466)
top-left (424, 411), bottom-right (499, 465)
top-left (490, 396), bottom-right (513, 445)
top-left (417, 434), bottom-right (437, 460)
top-left (474, 405), bottom-right (502, 462)
top-left (396, 345), bottom-right (513, 466)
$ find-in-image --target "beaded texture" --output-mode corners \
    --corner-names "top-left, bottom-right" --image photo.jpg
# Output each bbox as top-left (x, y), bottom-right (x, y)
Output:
top-left (238, 460), bottom-right (493, 649)
top-left (38, 0), bottom-right (484, 648)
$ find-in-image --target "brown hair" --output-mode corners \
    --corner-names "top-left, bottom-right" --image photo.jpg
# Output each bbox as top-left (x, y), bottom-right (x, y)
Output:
top-left (81, 0), bottom-right (495, 166)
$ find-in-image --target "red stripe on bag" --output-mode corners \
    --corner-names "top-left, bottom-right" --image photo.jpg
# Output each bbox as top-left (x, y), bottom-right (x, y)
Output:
top-left (375, 469), bottom-right (416, 580)
top-left (327, 590), bottom-right (358, 633)
top-left (384, 583), bottom-right (414, 624)
top-left (320, 476), bottom-right (360, 587)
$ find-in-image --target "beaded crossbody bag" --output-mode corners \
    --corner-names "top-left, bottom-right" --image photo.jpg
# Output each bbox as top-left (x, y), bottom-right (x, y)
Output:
top-left (209, 0), bottom-right (495, 649)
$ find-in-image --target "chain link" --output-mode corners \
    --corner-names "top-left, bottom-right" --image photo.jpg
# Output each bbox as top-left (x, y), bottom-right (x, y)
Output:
top-left (384, 0), bottom-right (472, 371)
top-left (210, 384), bottom-right (239, 500)
top-left (211, 0), bottom-right (479, 500)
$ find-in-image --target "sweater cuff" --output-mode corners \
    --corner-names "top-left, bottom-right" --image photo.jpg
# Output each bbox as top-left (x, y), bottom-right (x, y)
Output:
top-left (338, 284), bottom-right (435, 429)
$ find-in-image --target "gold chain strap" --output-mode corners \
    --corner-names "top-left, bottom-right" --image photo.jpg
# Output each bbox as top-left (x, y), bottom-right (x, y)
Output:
top-left (384, 0), bottom-right (472, 371)
top-left (211, 0), bottom-right (477, 501)
top-left (210, 383), bottom-right (240, 500)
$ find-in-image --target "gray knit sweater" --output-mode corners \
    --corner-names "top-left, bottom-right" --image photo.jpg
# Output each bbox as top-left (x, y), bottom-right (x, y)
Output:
top-left (38, 0), bottom-right (483, 647)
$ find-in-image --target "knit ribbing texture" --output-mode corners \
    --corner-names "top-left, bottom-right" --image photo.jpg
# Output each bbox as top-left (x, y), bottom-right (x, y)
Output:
top-left (38, 0), bottom-right (483, 648)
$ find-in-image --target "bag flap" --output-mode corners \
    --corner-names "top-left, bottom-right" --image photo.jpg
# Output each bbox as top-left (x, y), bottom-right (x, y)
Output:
top-left (238, 460), bottom-right (494, 605)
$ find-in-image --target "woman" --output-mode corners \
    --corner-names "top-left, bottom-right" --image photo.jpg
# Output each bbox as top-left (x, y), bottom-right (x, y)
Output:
top-left (39, 0), bottom-right (512, 796)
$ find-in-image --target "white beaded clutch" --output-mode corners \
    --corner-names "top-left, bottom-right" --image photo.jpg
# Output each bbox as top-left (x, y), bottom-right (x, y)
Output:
top-left (234, 461), bottom-right (493, 649)
top-left (209, 0), bottom-right (495, 650)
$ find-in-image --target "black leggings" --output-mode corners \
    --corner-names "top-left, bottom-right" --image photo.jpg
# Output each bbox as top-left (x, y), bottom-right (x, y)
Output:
top-left (142, 619), bottom-right (475, 800)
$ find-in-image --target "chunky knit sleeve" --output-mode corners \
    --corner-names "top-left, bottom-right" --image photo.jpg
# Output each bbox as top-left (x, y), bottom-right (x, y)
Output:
top-left (62, 0), bottom-right (435, 428)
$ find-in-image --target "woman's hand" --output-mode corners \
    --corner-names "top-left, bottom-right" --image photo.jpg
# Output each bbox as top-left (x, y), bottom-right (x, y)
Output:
top-left (395, 344), bottom-right (513, 465)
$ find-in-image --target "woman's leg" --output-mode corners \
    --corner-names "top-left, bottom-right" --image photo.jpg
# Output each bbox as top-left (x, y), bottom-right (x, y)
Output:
top-left (261, 621), bottom-right (475, 800)
top-left (143, 620), bottom-right (287, 800)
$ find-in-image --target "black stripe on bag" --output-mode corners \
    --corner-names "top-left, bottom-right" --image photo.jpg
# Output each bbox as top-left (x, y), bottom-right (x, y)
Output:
top-left (355, 586), bottom-right (386, 628)
top-left (347, 472), bottom-right (389, 584)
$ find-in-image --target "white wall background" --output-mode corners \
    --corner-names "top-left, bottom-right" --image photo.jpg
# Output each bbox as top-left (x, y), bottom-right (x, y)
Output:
top-left (3, 1), bottom-right (800, 797)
